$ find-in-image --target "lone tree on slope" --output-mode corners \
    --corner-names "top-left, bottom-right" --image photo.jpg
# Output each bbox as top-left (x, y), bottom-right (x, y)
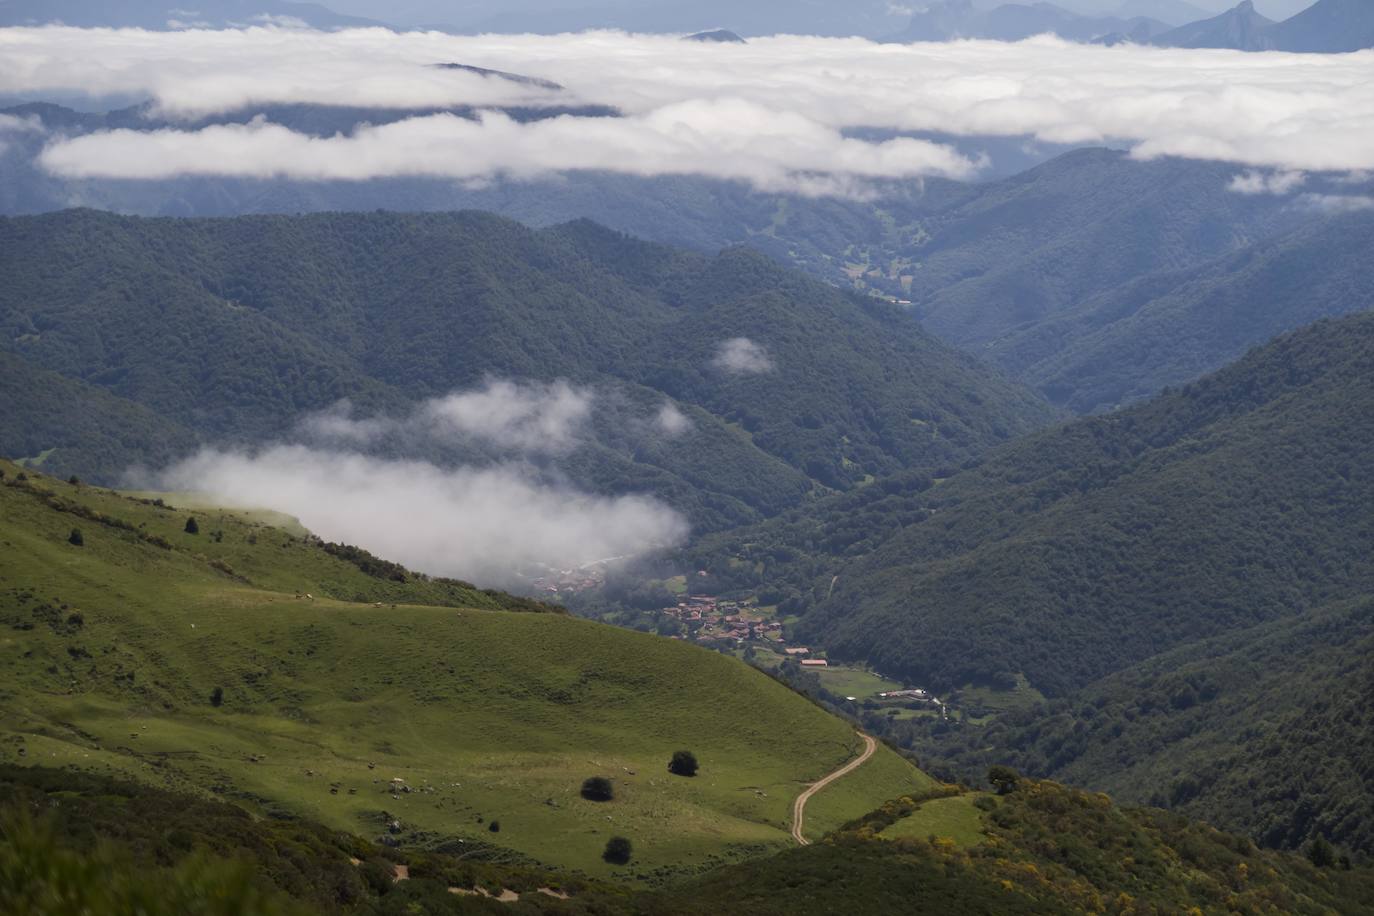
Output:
top-left (580, 776), bottom-right (614, 802)
top-left (184, 517), bottom-right (200, 535)
top-left (668, 750), bottom-right (699, 777)
top-left (68, 528), bottom-right (84, 547)
top-left (602, 836), bottom-right (632, 865)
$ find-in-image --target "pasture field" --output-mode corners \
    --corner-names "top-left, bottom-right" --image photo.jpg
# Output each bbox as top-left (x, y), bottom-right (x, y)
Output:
top-left (0, 464), bottom-right (930, 879)
top-left (880, 794), bottom-right (988, 848)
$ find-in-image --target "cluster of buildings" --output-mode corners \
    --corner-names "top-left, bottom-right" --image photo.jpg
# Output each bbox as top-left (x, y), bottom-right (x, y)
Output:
top-left (662, 594), bottom-right (784, 644)
top-left (877, 688), bottom-right (943, 707)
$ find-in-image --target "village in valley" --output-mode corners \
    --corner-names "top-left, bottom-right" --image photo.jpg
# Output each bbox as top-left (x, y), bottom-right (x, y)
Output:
top-left (529, 566), bottom-right (956, 723)
top-left (658, 592), bottom-right (950, 721)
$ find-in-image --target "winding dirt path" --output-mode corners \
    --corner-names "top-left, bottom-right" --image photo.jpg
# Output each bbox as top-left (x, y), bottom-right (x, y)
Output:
top-left (790, 732), bottom-right (877, 845)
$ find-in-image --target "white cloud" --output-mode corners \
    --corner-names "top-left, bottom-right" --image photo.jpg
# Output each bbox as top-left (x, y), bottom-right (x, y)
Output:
top-left (712, 338), bottom-right (774, 375)
top-left (249, 15), bottom-right (311, 29)
top-left (298, 379), bottom-right (593, 453)
top-left (420, 379), bottom-right (592, 452)
top-left (1296, 193), bottom-right (1374, 214)
top-left (1229, 169), bottom-right (1307, 195)
top-left (654, 402), bottom-right (692, 437)
top-left (0, 113), bottom-right (43, 134)
top-left (36, 105), bottom-right (978, 194)
top-left (6, 27), bottom-right (1374, 190)
top-left (155, 446), bottom-right (688, 585)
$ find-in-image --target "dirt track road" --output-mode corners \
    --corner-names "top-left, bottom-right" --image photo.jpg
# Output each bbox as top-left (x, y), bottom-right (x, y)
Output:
top-left (790, 732), bottom-right (877, 845)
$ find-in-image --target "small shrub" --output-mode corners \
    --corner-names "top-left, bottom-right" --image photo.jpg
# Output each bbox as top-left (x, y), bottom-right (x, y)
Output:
top-left (602, 836), bottom-right (632, 865)
top-left (210, 687), bottom-right (224, 708)
top-left (1307, 836), bottom-right (1336, 869)
top-left (988, 766), bottom-right (1020, 796)
top-left (184, 517), bottom-right (199, 535)
top-left (67, 475), bottom-right (81, 486)
top-left (68, 528), bottom-right (84, 547)
top-left (668, 750), bottom-right (699, 777)
top-left (488, 820), bottom-right (501, 833)
top-left (580, 776), bottom-right (614, 802)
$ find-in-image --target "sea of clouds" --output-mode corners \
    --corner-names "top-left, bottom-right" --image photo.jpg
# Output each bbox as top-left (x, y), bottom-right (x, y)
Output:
top-left (4, 26), bottom-right (1373, 194)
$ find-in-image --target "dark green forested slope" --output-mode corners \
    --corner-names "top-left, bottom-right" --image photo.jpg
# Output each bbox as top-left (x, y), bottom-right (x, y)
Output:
top-left (697, 309), bottom-right (1374, 697)
top-left (812, 311), bottom-right (1374, 694)
top-left (0, 350), bottom-right (199, 481)
top-left (0, 209), bottom-right (1054, 530)
top-left (991, 210), bottom-right (1374, 412)
top-left (908, 148), bottom-right (1302, 350)
top-left (924, 597), bottom-right (1374, 856)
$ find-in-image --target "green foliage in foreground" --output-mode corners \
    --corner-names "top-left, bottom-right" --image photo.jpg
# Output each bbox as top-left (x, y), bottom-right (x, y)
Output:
top-left (7, 765), bottom-right (1371, 916)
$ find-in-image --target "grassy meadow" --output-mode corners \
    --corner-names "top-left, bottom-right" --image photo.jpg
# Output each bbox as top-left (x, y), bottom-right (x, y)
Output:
top-left (880, 794), bottom-right (988, 847)
top-left (0, 463), bottom-right (931, 880)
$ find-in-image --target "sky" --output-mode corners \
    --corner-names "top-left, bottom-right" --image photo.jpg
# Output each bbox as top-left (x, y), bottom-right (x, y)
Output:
top-left (317, 0), bottom-right (1319, 30)
top-left (5, 26), bottom-right (1373, 196)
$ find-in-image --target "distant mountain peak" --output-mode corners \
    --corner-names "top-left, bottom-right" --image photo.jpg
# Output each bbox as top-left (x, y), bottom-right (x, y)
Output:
top-left (432, 63), bottom-right (563, 92)
top-left (683, 29), bottom-right (746, 43)
top-left (1151, 0), bottom-right (1276, 50)
top-left (1269, 0), bottom-right (1374, 53)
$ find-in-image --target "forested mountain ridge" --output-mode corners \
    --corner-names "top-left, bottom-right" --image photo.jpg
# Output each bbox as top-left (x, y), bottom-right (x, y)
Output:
top-left (990, 209), bottom-right (1374, 412)
top-left (11, 105), bottom-right (1357, 417)
top-left (908, 148), bottom-right (1306, 352)
top-left (696, 309), bottom-right (1374, 697)
top-left (0, 208), bottom-right (1055, 529)
top-left (929, 596), bottom-right (1374, 856)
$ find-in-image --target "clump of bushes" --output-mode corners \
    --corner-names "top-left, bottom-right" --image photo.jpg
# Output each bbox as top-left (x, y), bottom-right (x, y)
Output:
top-left (580, 777), bottom-right (614, 802)
top-left (602, 837), bottom-right (632, 865)
top-left (668, 750), bottom-right (699, 777)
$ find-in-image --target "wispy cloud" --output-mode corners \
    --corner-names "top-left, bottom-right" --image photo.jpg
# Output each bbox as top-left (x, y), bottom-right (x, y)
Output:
top-left (7, 27), bottom-right (1374, 193)
top-left (654, 402), bottom-right (692, 437)
top-left (1296, 193), bottom-right (1374, 214)
top-left (299, 379), bottom-right (599, 453)
top-left (1229, 169), bottom-right (1307, 195)
top-left (712, 338), bottom-right (774, 375)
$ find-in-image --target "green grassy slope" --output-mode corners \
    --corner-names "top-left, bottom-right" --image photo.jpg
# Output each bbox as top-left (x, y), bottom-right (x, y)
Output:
top-left (0, 465), bottom-right (931, 879)
top-left (0, 209), bottom-right (1055, 532)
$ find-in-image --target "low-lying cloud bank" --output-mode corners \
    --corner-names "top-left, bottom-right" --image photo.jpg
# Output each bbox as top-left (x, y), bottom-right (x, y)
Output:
top-left (157, 446), bottom-right (688, 584)
top-left (148, 378), bottom-right (691, 586)
top-left (7, 27), bottom-right (1374, 192)
top-left (37, 106), bottom-right (978, 194)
